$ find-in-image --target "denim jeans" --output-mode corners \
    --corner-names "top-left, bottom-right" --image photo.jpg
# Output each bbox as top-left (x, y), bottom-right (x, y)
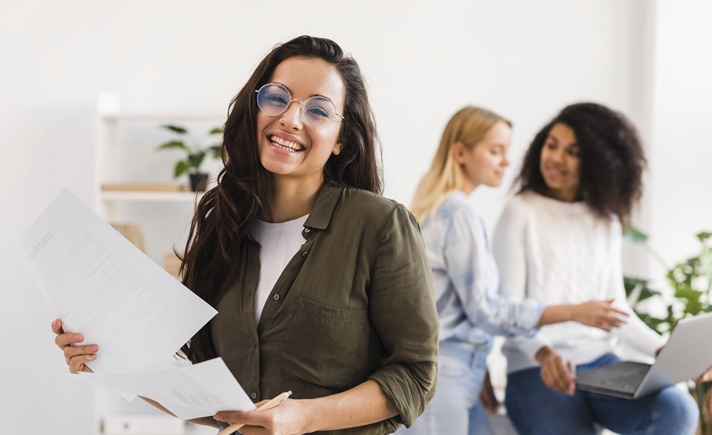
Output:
top-left (395, 341), bottom-right (495, 435)
top-left (505, 353), bottom-right (699, 435)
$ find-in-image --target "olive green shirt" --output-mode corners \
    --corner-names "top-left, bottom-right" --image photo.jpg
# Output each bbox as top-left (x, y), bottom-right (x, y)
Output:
top-left (211, 182), bottom-right (439, 434)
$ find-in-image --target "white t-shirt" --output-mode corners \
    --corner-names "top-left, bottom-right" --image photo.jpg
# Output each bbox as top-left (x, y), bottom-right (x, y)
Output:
top-left (493, 190), bottom-right (665, 373)
top-left (251, 214), bottom-right (309, 324)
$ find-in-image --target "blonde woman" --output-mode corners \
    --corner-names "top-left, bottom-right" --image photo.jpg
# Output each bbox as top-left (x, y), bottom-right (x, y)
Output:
top-left (397, 106), bottom-right (627, 435)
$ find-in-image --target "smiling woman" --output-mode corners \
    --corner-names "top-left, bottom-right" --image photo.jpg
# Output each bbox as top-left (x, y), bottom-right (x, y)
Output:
top-left (494, 103), bottom-right (700, 435)
top-left (50, 35), bottom-right (439, 435)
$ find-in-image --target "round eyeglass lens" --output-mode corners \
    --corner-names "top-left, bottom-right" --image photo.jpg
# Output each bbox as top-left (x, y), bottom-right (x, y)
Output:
top-left (256, 84), bottom-right (290, 117)
top-left (302, 97), bottom-right (336, 128)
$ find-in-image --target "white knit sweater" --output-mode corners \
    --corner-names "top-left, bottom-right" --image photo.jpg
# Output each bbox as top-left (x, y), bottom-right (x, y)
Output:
top-left (492, 190), bottom-right (665, 374)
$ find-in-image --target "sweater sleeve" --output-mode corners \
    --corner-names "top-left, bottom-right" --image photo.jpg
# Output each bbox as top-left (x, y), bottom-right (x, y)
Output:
top-left (444, 206), bottom-right (543, 337)
top-left (493, 197), bottom-right (553, 361)
top-left (606, 219), bottom-right (666, 356)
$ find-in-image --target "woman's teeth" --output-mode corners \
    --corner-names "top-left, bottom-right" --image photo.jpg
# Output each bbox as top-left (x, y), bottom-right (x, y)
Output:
top-left (270, 135), bottom-right (304, 152)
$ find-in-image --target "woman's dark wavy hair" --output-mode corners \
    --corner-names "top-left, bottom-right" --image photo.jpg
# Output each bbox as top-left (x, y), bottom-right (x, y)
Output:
top-left (515, 102), bottom-right (646, 225)
top-left (179, 35), bottom-right (382, 363)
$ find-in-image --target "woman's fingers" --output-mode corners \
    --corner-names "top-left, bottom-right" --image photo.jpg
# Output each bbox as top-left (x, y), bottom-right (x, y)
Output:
top-left (51, 318), bottom-right (98, 373)
top-left (55, 331), bottom-right (85, 349)
top-left (52, 318), bottom-right (84, 349)
top-left (583, 301), bottom-right (628, 331)
top-left (552, 362), bottom-right (572, 392)
top-left (608, 306), bottom-right (629, 317)
top-left (237, 426), bottom-right (270, 435)
top-left (68, 353), bottom-right (97, 374)
top-left (63, 344), bottom-right (99, 369)
top-left (542, 355), bottom-right (575, 394)
top-left (51, 318), bottom-right (64, 335)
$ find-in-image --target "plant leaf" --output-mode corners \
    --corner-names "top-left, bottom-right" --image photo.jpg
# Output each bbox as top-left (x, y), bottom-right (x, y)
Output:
top-left (624, 227), bottom-right (649, 243)
top-left (209, 127), bottom-right (223, 135)
top-left (697, 232), bottom-right (712, 242)
top-left (208, 145), bottom-right (221, 158)
top-left (174, 160), bottom-right (190, 178)
top-left (188, 153), bottom-right (205, 169)
top-left (157, 140), bottom-right (189, 151)
top-left (161, 124), bottom-right (188, 134)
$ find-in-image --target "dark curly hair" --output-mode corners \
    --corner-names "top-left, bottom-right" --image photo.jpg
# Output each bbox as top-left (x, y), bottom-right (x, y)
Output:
top-left (515, 102), bottom-right (646, 225)
top-left (180, 35), bottom-right (382, 363)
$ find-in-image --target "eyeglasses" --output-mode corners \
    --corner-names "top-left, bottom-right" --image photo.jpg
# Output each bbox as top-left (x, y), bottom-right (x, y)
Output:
top-left (255, 83), bottom-right (345, 129)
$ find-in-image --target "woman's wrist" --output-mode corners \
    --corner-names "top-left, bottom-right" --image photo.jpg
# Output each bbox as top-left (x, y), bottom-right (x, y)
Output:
top-left (564, 303), bottom-right (578, 322)
top-left (298, 399), bottom-right (317, 434)
top-left (535, 345), bottom-right (557, 364)
top-left (539, 304), bottom-right (576, 326)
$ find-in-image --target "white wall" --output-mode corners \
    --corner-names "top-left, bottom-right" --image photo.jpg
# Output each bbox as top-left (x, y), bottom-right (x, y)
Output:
top-left (645, 0), bottom-right (712, 280)
top-left (2, 1), bottom-right (709, 434)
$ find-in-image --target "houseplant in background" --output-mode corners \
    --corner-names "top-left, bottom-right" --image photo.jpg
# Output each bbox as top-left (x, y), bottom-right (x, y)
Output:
top-left (624, 229), bottom-right (712, 434)
top-left (156, 124), bottom-right (222, 191)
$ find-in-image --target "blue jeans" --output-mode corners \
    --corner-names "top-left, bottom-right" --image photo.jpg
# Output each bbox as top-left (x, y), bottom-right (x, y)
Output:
top-left (396, 341), bottom-right (494, 435)
top-left (505, 353), bottom-right (699, 435)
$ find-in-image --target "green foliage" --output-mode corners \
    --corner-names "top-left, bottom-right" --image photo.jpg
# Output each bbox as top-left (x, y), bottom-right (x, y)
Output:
top-left (155, 124), bottom-right (222, 178)
top-left (624, 228), bottom-right (712, 432)
top-left (624, 229), bottom-right (712, 333)
top-left (624, 227), bottom-right (649, 243)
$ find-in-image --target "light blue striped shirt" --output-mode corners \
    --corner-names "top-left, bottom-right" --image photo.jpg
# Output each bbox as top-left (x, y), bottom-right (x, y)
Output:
top-left (421, 191), bottom-right (544, 353)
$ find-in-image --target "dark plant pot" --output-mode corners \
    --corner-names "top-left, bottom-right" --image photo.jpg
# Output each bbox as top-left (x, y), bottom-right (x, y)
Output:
top-left (189, 172), bottom-right (208, 192)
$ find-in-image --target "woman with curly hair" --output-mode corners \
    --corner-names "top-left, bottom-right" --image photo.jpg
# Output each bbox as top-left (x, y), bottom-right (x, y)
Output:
top-left (51, 35), bottom-right (439, 434)
top-left (493, 102), bottom-right (699, 434)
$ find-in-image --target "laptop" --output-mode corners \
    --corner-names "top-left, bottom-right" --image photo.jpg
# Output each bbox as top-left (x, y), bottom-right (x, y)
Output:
top-left (576, 312), bottom-right (712, 399)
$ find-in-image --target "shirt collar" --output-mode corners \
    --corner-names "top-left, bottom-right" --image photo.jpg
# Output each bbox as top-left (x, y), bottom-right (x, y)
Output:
top-left (304, 182), bottom-right (342, 231)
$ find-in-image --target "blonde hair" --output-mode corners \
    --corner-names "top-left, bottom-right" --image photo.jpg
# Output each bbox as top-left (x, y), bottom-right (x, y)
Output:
top-left (410, 106), bottom-right (512, 222)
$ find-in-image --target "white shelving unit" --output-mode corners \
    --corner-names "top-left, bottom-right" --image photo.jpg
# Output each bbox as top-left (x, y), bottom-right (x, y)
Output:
top-left (92, 91), bottom-right (225, 435)
top-left (94, 91), bottom-right (223, 262)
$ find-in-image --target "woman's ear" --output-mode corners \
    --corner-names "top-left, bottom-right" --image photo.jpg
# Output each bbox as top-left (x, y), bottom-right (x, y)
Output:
top-left (332, 142), bottom-right (343, 156)
top-left (451, 142), bottom-right (466, 164)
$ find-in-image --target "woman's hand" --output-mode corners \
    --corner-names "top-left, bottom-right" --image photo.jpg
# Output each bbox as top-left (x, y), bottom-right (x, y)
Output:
top-left (571, 299), bottom-right (628, 331)
top-left (698, 366), bottom-right (712, 383)
top-left (478, 370), bottom-right (500, 413)
top-left (214, 398), bottom-right (310, 435)
top-left (536, 346), bottom-right (575, 395)
top-left (51, 319), bottom-right (97, 374)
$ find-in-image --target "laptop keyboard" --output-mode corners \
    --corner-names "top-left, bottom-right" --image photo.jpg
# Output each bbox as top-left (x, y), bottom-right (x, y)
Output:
top-left (607, 367), bottom-right (649, 392)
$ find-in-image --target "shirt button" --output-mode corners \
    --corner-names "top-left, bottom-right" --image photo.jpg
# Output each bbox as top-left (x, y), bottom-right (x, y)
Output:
top-left (302, 251), bottom-right (309, 257)
top-left (273, 294), bottom-right (280, 301)
top-left (304, 227), bottom-right (310, 233)
top-left (250, 392), bottom-right (258, 400)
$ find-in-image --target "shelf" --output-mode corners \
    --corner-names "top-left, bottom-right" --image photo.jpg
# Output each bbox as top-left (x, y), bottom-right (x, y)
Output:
top-left (100, 191), bottom-right (203, 202)
top-left (101, 112), bottom-right (225, 121)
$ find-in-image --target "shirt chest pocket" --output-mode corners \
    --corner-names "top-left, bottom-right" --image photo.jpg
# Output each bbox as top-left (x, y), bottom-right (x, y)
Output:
top-left (280, 296), bottom-right (380, 390)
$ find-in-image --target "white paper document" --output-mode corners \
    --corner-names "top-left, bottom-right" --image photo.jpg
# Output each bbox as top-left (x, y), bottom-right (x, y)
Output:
top-left (19, 189), bottom-right (217, 373)
top-left (79, 358), bottom-right (257, 420)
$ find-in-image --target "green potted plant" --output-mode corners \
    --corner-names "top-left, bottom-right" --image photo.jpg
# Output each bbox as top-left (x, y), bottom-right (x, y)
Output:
top-left (625, 229), bottom-right (712, 433)
top-left (156, 124), bottom-right (222, 191)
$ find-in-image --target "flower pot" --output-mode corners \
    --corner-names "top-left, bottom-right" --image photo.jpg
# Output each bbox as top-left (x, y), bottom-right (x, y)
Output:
top-left (189, 172), bottom-right (208, 192)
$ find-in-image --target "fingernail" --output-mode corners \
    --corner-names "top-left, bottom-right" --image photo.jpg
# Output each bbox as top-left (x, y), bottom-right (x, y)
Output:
top-left (89, 354), bottom-right (97, 360)
top-left (214, 413), bottom-right (223, 421)
top-left (76, 334), bottom-right (84, 342)
top-left (88, 345), bottom-right (98, 352)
